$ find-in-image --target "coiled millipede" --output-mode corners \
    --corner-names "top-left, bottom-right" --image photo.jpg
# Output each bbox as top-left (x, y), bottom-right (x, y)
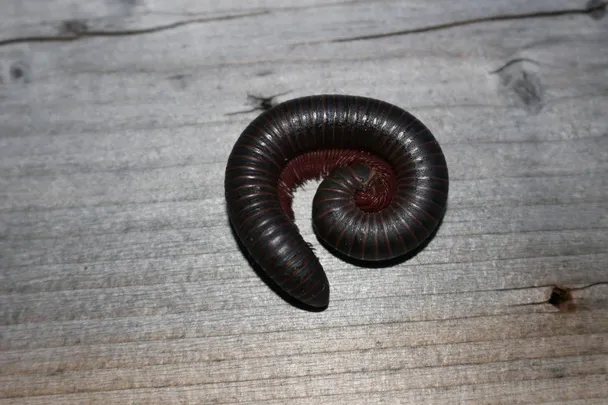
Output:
top-left (225, 95), bottom-right (449, 308)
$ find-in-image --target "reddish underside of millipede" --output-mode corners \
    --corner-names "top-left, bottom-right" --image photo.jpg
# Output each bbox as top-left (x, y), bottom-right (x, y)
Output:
top-left (277, 149), bottom-right (397, 220)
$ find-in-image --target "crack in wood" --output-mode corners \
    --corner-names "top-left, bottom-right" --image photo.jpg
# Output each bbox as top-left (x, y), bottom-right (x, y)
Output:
top-left (0, 10), bottom-right (269, 47)
top-left (225, 91), bottom-right (291, 116)
top-left (510, 282), bottom-right (607, 312)
top-left (1, 3), bottom-right (605, 48)
top-left (326, 2), bottom-right (608, 43)
top-left (489, 58), bottom-right (542, 74)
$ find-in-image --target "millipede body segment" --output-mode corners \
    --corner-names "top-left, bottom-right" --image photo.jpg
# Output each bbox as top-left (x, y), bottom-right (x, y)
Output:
top-left (224, 95), bottom-right (449, 309)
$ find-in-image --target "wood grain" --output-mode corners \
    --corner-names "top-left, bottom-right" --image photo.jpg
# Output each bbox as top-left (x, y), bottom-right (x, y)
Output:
top-left (1, 0), bottom-right (607, 403)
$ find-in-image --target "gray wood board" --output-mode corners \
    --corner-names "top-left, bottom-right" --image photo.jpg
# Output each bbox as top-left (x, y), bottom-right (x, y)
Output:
top-left (1, 0), bottom-right (607, 403)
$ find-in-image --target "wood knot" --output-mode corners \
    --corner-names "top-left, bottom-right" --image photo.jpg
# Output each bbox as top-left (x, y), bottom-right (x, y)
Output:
top-left (492, 58), bottom-right (544, 114)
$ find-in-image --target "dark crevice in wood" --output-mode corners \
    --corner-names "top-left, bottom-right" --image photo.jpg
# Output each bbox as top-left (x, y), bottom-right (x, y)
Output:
top-left (225, 91), bottom-right (291, 116)
top-left (0, 11), bottom-right (269, 47)
top-left (1, 3), bottom-right (605, 48)
top-left (547, 286), bottom-right (576, 312)
top-left (570, 281), bottom-right (608, 290)
top-left (327, 2), bottom-right (607, 43)
top-left (510, 282), bottom-right (608, 312)
top-left (489, 58), bottom-right (542, 74)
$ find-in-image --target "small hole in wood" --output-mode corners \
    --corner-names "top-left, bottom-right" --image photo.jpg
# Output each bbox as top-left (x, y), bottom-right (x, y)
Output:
top-left (548, 286), bottom-right (577, 312)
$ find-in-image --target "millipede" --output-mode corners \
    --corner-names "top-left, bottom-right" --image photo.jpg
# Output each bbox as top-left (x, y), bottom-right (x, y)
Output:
top-left (224, 94), bottom-right (449, 309)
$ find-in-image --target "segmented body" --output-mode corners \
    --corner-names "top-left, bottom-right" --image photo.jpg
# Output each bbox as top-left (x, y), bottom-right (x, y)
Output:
top-left (225, 95), bottom-right (449, 308)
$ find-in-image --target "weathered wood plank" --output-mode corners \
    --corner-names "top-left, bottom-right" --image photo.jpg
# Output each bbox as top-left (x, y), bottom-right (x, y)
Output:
top-left (1, 376), bottom-right (607, 404)
top-left (2, 353), bottom-right (606, 398)
top-left (1, 0), bottom-right (607, 403)
top-left (1, 0), bottom-right (599, 41)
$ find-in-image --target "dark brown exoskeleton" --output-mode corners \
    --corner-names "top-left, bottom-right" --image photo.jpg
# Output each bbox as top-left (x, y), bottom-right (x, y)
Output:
top-left (225, 95), bottom-right (449, 309)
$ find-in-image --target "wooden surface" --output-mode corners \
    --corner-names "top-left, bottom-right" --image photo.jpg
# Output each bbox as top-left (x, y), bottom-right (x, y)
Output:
top-left (1, 0), bottom-right (607, 403)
